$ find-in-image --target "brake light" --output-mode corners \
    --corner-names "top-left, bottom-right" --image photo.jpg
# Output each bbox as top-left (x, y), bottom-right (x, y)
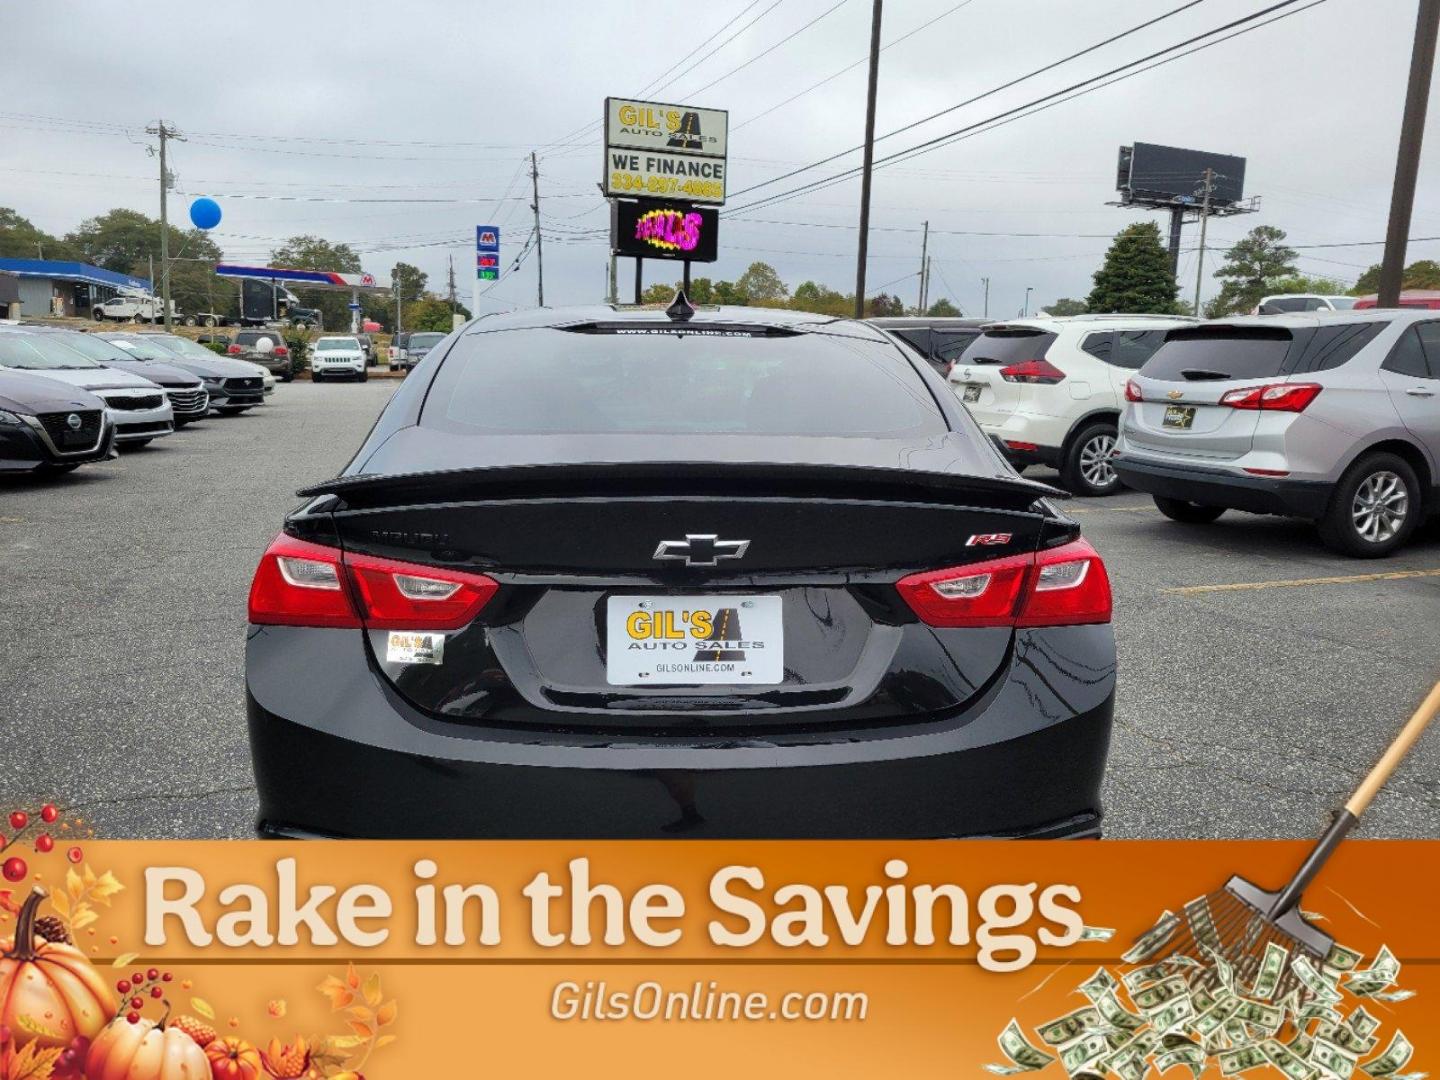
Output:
top-left (273, 345), bottom-right (289, 357)
top-left (226, 344), bottom-right (241, 354)
top-left (895, 539), bottom-right (1111, 628)
top-left (1218, 383), bottom-right (1322, 412)
top-left (248, 535), bottom-right (498, 631)
top-left (1125, 379), bottom-right (1143, 403)
top-left (999, 359), bottom-right (1065, 384)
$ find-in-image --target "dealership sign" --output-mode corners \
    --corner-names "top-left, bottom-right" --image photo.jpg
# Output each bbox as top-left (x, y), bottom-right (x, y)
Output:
top-left (611, 200), bottom-right (719, 263)
top-left (604, 97), bottom-right (728, 205)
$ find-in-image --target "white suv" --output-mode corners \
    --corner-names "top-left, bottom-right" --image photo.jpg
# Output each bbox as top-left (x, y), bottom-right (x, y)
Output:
top-left (947, 314), bottom-right (1198, 495)
top-left (310, 336), bottom-right (369, 382)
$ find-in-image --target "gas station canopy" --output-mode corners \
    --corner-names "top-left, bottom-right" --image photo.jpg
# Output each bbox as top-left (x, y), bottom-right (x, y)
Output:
top-left (213, 264), bottom-right (391, 292)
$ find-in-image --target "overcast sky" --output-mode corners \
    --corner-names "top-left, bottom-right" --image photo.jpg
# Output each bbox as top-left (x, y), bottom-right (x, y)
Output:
top-left (4, 0), bottom-right (1438, 316)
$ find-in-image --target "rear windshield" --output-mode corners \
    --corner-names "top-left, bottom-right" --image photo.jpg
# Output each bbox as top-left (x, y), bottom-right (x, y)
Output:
top-left (956, 329), bottom-right (1057, 366)
top-left (237, 332), bottom-right (282, 345)
top-left (409, 333), bottom-right (445, 348)
top-left (1141, 328), bottom-right (1296, 381)
top-left (424, 327), bottom-right (947, 437)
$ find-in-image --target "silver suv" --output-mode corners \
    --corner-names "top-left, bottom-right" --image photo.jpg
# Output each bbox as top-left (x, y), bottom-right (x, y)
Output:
top-left (1113, 310), bottom-right (1440, 557)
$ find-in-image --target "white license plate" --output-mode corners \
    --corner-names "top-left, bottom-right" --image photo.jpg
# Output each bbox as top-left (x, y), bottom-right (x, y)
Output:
top-left (606, 595), bottom-right (784, 685)
top-left (963, 384), bottom-right (982, 403)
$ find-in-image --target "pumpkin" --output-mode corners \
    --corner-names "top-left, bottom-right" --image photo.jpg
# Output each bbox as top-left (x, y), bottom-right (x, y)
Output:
top-left (206, 1036), bottom-right (263, 1080)
top-left (0, 888), bottom-right (115, 1049)
top-left (86, 1013), bottom-right (210, 1080)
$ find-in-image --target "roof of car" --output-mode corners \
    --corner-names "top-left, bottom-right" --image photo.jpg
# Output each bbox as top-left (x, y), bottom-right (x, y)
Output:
top-left (867, 317), bottom-right (988, 328)
top-left (979, 315), bottom-right (1199, 332)
top-left (1195, 309), bottom-right (1430, 329)
top-left (460, 303), bottom-right (887, 339)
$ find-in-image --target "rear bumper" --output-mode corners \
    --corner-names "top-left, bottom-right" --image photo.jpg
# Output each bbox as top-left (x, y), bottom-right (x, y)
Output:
top-left (246, 624), bottom-right (1114, 840)
top-left (1112, 455), bottom-right (1331, 517)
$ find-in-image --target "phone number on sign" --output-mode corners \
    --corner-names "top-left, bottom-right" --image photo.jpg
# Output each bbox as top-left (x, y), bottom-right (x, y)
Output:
top-left (609, 172), bottom-right (724, 200)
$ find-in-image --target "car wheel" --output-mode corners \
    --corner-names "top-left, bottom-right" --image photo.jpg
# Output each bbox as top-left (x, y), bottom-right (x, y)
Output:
top-left (359, 369), bottom-right (368, 383)
top-left (1153, 496), bottom-right (1227, 524)
top-left (1061, 422), bottom-right (1122, 496)
top-left (184, 316), bottom-right (197, 326)
top-left (91, 310), bottom-right (105, 322)
top-left (280, 374), bottom-right (295, 383)
top-left (217, 406), bottom-right (248, 416)
top-left (124, 438), bottom-right (153, 449)
top-left (1318, 452), bottom-right (1419, 558)
top-left (203, 315), bottom-right (217, 327)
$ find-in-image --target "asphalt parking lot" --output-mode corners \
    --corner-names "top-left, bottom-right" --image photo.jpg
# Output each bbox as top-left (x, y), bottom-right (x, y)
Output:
top-left (2, 381), bottom-right (1438, 840)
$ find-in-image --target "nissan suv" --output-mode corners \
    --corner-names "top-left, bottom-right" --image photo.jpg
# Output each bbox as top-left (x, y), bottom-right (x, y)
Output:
top-left (230, 329), bottom-right (294, 381)
top-left (947, 315), bottom-right (1198, 495)
top-left (1113, 310), bottom-right (1440, 557)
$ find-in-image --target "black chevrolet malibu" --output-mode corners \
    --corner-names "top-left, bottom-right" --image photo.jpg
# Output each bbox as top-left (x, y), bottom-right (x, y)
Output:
top-left (0, 368), bottom-right (115, 473)
top-left (246, 302), bottom-right (1116, 839)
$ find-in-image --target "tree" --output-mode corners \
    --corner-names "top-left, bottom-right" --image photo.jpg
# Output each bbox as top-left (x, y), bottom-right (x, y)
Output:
top-left (789, 280), bottom-right (851, 316)
top-left (640, 282), bottom-right (675, 304)
top-left (1087, 222), bottom-right (1181, 314)
top-left (711, 280), bottom-right (748, 305)
top-left (403, 297), bottom-right (464, 332)
top-left (866, 293), bottom-right (905, 317)
top-left (271, 236), bottom-right (364, 330)
top-left (1351, 259), bottom-right (1440, 294)
top-left (392, 262), bottom-right (427, 303)
top-left (1043, 297), bottom-right (1088, 317)
top-left (734, 261), bottom-right (788, 305)
top-left (1206, 225), bottom-right (1298, 316)
top-left (0, 208), bottom-right (73, 260)
top-left (65, 208), bottom-right (225, 317)
top-left (925, 297), bottom-right (962, 317)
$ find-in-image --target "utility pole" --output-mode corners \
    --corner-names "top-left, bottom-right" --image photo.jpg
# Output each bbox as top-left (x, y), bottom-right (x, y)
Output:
top-left (530, 151), bottom-right (545, 307)
top-left (917, 220), bottom-right (929, 314)
top-left (982, 277), bottom-right (990, 318)
top-left (394, 271), bottom-right (402, 334)
top-left (447, 254), bottom-right (457, 316)
top-left (145, 120), bottom-right (183, 331)
top-left (1379, 0), bottom-right (1440, 307)
top-left (608, 254), bottom-right (618, 304)
top-left (852, 0), bottom-right (883, 319)
top-left (1193, 167), bottom-right (1215, 317)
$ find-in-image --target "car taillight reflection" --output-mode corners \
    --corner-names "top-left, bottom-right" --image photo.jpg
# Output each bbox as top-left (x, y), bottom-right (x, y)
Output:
top-left (227, 344), bottom-right (242, 354)
top-left (896, 539), bottom-right (1112, 628)
top-left (248, 534), bottom-right (499, 630)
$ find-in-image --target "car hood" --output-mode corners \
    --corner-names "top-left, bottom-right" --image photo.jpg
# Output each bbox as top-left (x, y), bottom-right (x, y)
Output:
top-left (7, 366), bottom-right (161, 392)
top-left (0, 369), bottom-right (108, 415)
top-left (100, 359), bottom-right (203, 388)
top-left (152, 355), bottom-right (265, 379)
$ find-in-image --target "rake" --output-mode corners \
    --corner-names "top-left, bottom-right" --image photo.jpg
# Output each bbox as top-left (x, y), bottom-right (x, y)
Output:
top-left (1130, 678), bottom-right (1440, 1005)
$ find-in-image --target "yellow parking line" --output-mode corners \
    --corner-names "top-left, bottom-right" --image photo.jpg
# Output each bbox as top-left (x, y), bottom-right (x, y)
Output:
top-left (1164, 568), bottom-right (1440, 596)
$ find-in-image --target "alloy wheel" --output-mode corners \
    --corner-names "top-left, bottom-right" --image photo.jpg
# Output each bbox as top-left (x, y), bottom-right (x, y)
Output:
top-left (1352, 470), bottom-right (1408, 544)
top-left (1079, 433), bottom-right (1117, 490)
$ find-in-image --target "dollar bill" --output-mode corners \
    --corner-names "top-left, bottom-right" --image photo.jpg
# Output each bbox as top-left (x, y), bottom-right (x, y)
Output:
top-left (1193, 997), bottom-right (1242, 1038)
top-left (1123, 963), bottom-right (1171, 992)
top-left (1123, 911), bottom-right (1180, 965)
top-left (1132, 974), bottom-right (1189, 1014)
top-left (1232, 998), bottom-right (1284, 1034)
top-left (1345, 946), bottom-right (1400, 995)
top-left (1187, 897), bottom-right (1222, 951)
top-left (1318, 1021), bottom-right (1379, 1058)
top-left (1094, 990), bottom-right (1146, 1034)
top-left (1060, 1033), bottom-right (1111, 1076)
top-left (1366, 989), bottom-right (1415, 1003)
top-left (1156, 1044), bottom-right (1206, 1078)
top-left (1293, 955), bottom-right (1345, 1005)
top-left (1080, 925), bottom-right (1116, 942)
top-left (1251, 941), bottom-right (1290, 1001)
top-left (1313, 1037), bottom-right (1359, 1080)
top-left (1263, 1038), bottom-right (1320, 1080)
top-left (1220, 1045), bottom-right (1269, 1076)
top-left (1203, 944), bottom-right (1237, 993)
top-left (989, 1019), bottom-right (1057, 1074)
top-left (1325, 943), bottom-right (1365, 973)
top-left (1349, 1007), bottom-right (1381, 1039)
top-left (1360, 1032), bottom-right (1413, 1078)
top-left (1037, 1007), bottom-right (1103, 1047)
top-left (1078, 967), bottom-right (1119, 1003)
top-left (1150, 994), bottom-right (1196, 1034)
top-left (1288, 1032), bottom-right (1314, 1059)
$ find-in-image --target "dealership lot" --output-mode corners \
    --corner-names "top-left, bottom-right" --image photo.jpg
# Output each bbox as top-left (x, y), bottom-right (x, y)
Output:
top-left (1, 380), bottom-right (1437, 840)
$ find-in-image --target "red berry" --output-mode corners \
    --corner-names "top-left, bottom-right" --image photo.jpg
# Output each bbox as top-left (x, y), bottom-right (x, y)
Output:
top-left (8, 812), bottom-right (27, 831)
top-left (161, 972), bottom-right (173, 982)
top-left (35, 834), bottom-right (54, 853)
top-left (2, 857), bottom-right (26, 882)
top-left (150, 986), bottom-right (163, 999)
top-left (116, 980), bottom-right (131, 994)
top-left (147, 967), bottom-right (159, 981)
top-left (126, 1012), bottom-right (140, 1024)
top-left (132, 972), bottom-right (144, 985)
top-left (40, 805), bottom-right (58, 824)
top-left (66, 846), bottom-right (83, 864)
top-left (130, 996), bottom-right (143, 1010)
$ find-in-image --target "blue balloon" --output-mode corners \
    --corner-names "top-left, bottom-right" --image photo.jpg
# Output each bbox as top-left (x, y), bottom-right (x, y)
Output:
top-left (189, 197), bottom-right (221, 230)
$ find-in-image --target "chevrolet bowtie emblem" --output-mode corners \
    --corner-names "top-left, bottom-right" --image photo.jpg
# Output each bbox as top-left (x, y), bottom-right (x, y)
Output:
top-left (1167, 389), bottom-right (1184, 400)
top-left (653, 534), bottom-right (750, 567)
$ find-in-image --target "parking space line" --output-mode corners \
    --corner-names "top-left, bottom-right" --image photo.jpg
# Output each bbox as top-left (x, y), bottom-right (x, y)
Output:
top-left (1163, 568), bottom-right (1440, 595)
top-left (1066, 505), bottom-right (1156, 514)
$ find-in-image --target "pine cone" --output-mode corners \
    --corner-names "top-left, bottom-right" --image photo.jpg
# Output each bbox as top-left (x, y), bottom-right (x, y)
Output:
top-left (33, 915), bottom-right (70, 944)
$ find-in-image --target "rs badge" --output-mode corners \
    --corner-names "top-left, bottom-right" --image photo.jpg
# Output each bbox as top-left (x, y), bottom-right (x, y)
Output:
top-left (966, 533), bottom-right (1012, 547)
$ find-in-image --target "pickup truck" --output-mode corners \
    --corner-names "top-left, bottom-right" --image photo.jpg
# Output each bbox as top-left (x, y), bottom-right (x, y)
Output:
top-left (92, 296), bottom-right (179, 323)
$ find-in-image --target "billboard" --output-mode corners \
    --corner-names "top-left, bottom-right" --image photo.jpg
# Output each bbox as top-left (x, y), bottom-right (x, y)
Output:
top-left (611, 200), bottom-right (719, 263)
top-left (1116, 142), bottom-right (1246, 207)
top-left (604, 97), bottom-right (728, 205)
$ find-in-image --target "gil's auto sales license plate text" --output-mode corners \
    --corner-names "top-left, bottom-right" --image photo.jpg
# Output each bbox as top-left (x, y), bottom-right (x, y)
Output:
top-left (606, 595), bottom-right (783, 685)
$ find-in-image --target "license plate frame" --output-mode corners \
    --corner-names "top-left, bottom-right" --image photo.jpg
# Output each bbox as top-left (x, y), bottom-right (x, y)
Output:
top-left (1162, 405), bottom-right (1196, 430)
top-left (605, 595), bottom-right (784, 685)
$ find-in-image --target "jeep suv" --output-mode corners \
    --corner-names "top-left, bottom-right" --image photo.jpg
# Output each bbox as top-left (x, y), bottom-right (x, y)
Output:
top-left (1114, 310), bottom-right (1440, 557)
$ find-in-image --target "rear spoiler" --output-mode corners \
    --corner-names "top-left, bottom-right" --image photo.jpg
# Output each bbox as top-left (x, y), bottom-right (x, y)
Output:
top-left (298, 461), bottom-right (1067, 511)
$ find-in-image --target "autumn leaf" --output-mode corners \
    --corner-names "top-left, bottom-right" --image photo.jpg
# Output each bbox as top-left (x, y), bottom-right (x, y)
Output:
top-left (374, 1034), bottom-right (398, 1050)
top-left (65, 868), bottom-right (82, 902)
top-left (317, 976), bottom-right (354, 1011)
top-left (90, 871), bottom-right (124, 905)
top-left (46, 892), bottom-right (67, 919)
top-left (323, 1035), bottom-right (366, 1052)
top-left (111, 952), bottom-right (138, 968)
top-left (361, 972), bottom-right (382, 1007)
top-left (191, 997), bottom-right (216, 1020)
top-left (14, 1014), bottom-right (64, 1040)
top-left (346, 1020), bottom-right (373, 1041)
top-left (375, 1000), bottom-right (397, 1027)
top-left (82, 864), bottom-right (97, 890)
top-left (344, 962), bottom-right (360, 990)
top-left (4, 1040), bottom-right (63, 1080)
top-left (70, 907), bottom-right (98, 932)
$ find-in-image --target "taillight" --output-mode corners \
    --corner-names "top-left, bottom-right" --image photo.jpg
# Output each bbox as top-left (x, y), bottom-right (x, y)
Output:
top-left (248, 536), bottom-right (358, 628)
top-left (248, 535), bottom-right (498, 631)
top-left (1218, 382), bottom-right (1322, 412)
top-left (895, 539), bottom-right (1111, 629)
top-left (273, 345), bottom-right (289, 357)
top-left (999, 359), bottom-right (1065, 384)
top-left (226, 344), bottom-right (241, 354)
top-left (1125, 379), bottom-right (1143, 403)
